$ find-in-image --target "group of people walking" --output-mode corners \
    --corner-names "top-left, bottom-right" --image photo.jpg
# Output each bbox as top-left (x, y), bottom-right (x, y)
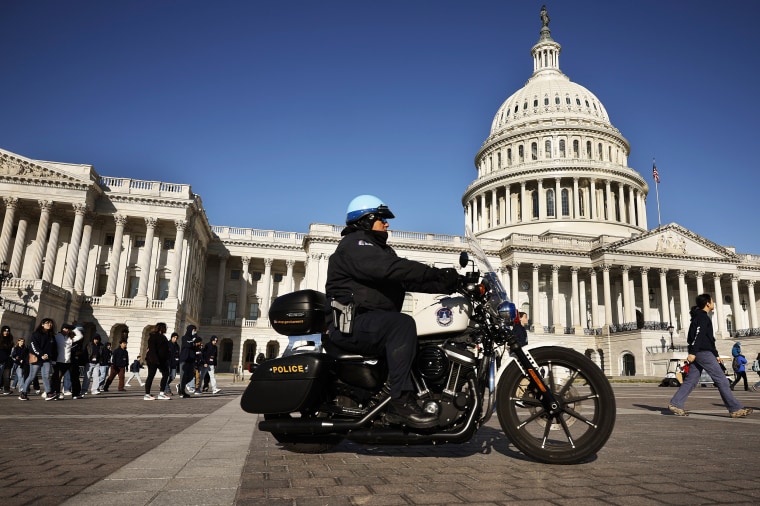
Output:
top-left (0, 320), bottom-right (222, 401)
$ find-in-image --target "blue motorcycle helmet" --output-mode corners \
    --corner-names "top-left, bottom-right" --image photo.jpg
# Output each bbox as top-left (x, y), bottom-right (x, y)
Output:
top-left (345, 194), bottom-right (395, 227)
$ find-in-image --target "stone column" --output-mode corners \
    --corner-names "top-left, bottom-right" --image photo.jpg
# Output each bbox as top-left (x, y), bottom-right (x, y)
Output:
top-left (604, 180), bottom-right (612, 221)
top-left (520, 182), bottom-right (527, 222)
top-left (640, 267), bottom-right (650, 323)
top-left (261, 258), bottom-right (274, 319)
top-left (628, 186), bottom-right (636, 226)
top-left (102, 215), bottom-right (127, 304)
top-left (503, 184), bottom-right (511, 224)
top-left (30, 200), bottom-right (52, 279)
top-left (695, 271), bottom-right (705, 297)
top-left (74, 216), bottom-right (94, 294)
top-left (479, 193), bottom-right (486, 231)
top-left (589, 180), bottom-right (597, 220)
top-left (537, 180), bottom-right (545, 220)
top-left (511, 263), bottom-right (519, 306)
top-left (0, 197), bottom-right (18, 264)
top-left (621, 265), bottom-right (631, 323)
top-left (215, 254), bottom-right (229, 318)
top-left (551, 265), bottom-right (559, 329)
top-left (501, 266), bottom-right (510, 296)
top-left (579, 277), bottom-right (588, 328)
top-left (571, 267), bottom-right (581, 331)
top-left (602, 265), bottom-right (612, 327)
top-left (490, 190), bottom-right (497, 227)
top-left (9, 214), bottom-right (28, 279)
top-left (554, 178), bottom-right (561, 218)
top-left (167, 220), bottom-right (187, 300)
top-left (134, 217), bottom-right (157, 304)
top-left (531, 264), bottom-right (542, 329)
top-left (590, 268), bottom-right (599, 328)
top-left (572, 178), bottom-right (579, 218)
top-left (42, 218), bottom-right (61, 283)
top-left (745, 280), bottom-right (758, 330)
top-left (286, 259), bottom-right (295, 293)
top-left (713, 273), bottom-right (724, 336)
top-left (678, 270), bottom-right (690, 333)
top-left (62, 203), bottom-right (87, 291)
top-left (731, 275), bottom-right (742, 330)
top-left (617, 183), bottom-right (625, 222)
top-left (238, 257), bottom-right (250, 319)
top-left (659, 268), bottom-right (669, 325)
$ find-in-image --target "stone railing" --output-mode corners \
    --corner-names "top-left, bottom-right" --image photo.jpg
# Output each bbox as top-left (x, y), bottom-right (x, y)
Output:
top-left (99, 177), bottom-right (193, 199)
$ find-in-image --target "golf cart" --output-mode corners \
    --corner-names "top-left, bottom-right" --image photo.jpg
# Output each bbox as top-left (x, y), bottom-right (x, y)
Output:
top-left (659, 358), bottom-right (687, 387)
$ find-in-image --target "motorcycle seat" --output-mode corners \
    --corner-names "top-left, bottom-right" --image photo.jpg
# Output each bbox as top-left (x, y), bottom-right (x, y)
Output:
top-left (322, 333), bottom-right (380, 361)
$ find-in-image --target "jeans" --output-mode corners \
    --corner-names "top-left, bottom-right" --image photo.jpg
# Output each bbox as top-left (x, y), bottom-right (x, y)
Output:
top-left (22, 361), bottom-right (52, 395)
top-left (98, 365), bottom-right (109, 390)
top-left (15, 365), bottom-right (26, 388)
top-left (164, 367), bottom-right (177, 394)
top-left (82, 363), bottom-right (100, 394)
top-left (670, 350), bottom-right (744, 413)
top-left (204, 365), bottom-right (217, 391)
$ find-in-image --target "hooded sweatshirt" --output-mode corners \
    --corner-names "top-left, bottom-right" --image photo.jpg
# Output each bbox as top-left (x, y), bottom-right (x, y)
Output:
top-left (180, 325), bottom-right (198, 363)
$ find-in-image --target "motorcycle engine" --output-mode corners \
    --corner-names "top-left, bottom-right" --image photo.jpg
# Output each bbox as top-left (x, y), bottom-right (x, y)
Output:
top-left (417, 345), bottom-right (449, 382)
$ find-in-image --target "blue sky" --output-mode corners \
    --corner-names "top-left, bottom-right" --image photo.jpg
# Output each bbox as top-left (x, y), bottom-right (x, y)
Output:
top-left (1, 1), bottom-right (758, 253)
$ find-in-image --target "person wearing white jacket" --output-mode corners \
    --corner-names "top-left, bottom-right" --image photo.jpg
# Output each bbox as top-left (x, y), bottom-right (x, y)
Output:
top-left (50, 324), bottom-right (83, 401)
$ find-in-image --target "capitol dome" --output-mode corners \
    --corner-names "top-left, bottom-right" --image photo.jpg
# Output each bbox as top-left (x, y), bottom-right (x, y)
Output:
top-left (463, 10), bottom-right (648, 241)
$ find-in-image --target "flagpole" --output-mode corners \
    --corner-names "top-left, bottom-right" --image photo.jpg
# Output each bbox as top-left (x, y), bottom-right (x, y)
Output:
top-left (653, 157), bottom-right (661, 228)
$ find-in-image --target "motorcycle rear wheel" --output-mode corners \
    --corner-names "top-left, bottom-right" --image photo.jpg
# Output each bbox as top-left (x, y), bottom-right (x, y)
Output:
top-left (496, 346), bottom-right (616, 464)
top-left (263, 413), bottom-right (344, 454)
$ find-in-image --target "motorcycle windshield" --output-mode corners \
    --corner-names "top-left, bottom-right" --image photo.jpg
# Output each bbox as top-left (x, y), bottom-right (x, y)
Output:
top-left (465, 226), bottom-right (511, 307)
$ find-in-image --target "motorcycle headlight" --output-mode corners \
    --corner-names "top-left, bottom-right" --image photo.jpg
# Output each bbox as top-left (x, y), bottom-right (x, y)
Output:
top-left (497, 301), bottom-right (516, 322)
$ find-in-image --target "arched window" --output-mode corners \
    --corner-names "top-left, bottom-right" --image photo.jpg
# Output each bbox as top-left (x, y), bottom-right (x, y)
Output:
top-left (497, 152), bottom-right (502, 168)
top-left (622, 353), bottom-right (636, 376)
top-left (561, 189), bottom-right (570, 216)
top-left (544, 97), bottom-right (549, 106)
top-left (555, 95), bottom-right (560, 105)
top-left (559, 139), bottom-right (566, 157)
top-left (579, 189), bottom-right (585, 217)
top-left (566, 96), bottom-right (571, 105)
top-left (576, 98), bottom-right (581, 106)
top-left (544, 139), bottom-right (551, 159)
top-left (531, 142), bottom-right (538, 161)
top-left (608, 146), bottom-right (612, 161)
top-left (531, 191), bottom-right (539, 219)
top-left (507, 148), bottom-right (512, 165)
top-left (586, 141), bottom-right (592, 159)
top-left (598, 143), bottom-right (603, 161)
top-left (533, 99), bottom-right (538, 107)
top-left (546, 189), bottom-right (555, 217)
top-left (518, 145), bottom-right (524, 163)
top-left (572, 140), bottom-right (579, 158)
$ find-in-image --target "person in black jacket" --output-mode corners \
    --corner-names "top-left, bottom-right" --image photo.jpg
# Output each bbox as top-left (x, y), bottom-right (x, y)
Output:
top-left (178, 325), bottom-right (199, 398)
top-left (11, 337), bottom-right (28, 399)
top-left (82, 334), bottom-right (103, 395)
top-left (512, 312), bottom-right (529, 346)
top-left (144, 322), bottom-right (170, 400)
top-left (164, 332), bottom-right (180, 396)
top-left (104, 340), bottom-right (129, 392)
top-left (668, 293), bottom-right (752, 418)
top-left (0, 325), bottom-right (13, 394)
top-left (20, 318), bottom-right (56, 400)
top-left (325, 195), bottom-right (459, 429)
top-left (98, 342), bottom-right (112, 392)
top-left (200, 335), bottom-right (221, 394)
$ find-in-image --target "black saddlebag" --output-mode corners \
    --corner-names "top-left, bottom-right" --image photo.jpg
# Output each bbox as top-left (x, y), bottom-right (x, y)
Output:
top-left (269, 289), bottom-right (327, 336)
top-left (240, 353), bottom-right (333, 414)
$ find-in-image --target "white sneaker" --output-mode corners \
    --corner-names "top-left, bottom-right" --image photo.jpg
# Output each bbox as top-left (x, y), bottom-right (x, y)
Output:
top-left (212, 388), bottom-right (221, 394)
top-left (124, 383), bottom-right (130, 387)
top-left (157, 392), bottom-right (171, 400)
top-left (143, 394), bottom-right (155, 401)
top-left (63, 391), bottom-right (72, 396)
top-left (90, 390), bottom-right (100, 395)
top-left (175, 384), bottom-right (180, 395)
top-left (193, 390), bottom-right (201, 395)
top-left (187, 386), bottom-right (195, 394)
top-left (41, 392), bottom-right (47, 399)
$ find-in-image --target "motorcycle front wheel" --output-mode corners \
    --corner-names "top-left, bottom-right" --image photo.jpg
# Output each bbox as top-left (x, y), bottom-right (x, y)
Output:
top-left (496, 346), bottom-right (616, 464)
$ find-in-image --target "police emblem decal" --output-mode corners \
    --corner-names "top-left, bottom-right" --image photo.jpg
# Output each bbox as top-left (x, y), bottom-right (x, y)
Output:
top-left (436, 307), bottom-right (453, 327)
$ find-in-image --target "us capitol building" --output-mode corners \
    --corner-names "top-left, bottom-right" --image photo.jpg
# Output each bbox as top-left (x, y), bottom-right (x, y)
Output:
top-left (1, 10), bottom-right (757, 378)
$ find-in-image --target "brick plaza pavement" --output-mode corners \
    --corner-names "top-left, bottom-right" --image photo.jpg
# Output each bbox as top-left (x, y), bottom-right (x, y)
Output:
top-left (1, 381), bottom-right (759, 505)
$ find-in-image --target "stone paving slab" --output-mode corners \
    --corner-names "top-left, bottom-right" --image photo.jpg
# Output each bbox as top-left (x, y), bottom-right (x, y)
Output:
top-left (3, 380), bottom-right (760, 505)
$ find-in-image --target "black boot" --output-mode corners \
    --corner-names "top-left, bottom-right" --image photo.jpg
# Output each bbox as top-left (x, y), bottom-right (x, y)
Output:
top-left (386, 392), bottom-right (437, 429)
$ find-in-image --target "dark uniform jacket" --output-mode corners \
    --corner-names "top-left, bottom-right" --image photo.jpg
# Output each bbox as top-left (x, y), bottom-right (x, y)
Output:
top-left (325, 228), bottom-right (456, 312)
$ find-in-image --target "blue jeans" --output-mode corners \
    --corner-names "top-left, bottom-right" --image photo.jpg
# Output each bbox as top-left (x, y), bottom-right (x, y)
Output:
top-left (670, 350), bottom-right (744, 413)
top-left (22, 361), bottom-right (52, 395)
top-left (164, 367), bottom-right (177, 394)
top-left (15, 365), bottom-right (26, 388)
top-left (82, 363), bottom-right (100, 393)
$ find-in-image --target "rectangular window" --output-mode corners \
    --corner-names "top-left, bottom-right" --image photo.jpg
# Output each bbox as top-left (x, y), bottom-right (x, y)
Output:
top-left (230, 270), bottom-right (240, 280)
top-left (157, 279), bottom-right (169, 300)
top-left (105, 235), bottom-right (114, 246)
top-left (128, 276), bottom-right (139, 298)
top-left (544, 140), bottom-right (551, 159)
top-left (96, 273), bottom-right (108, 296)
top-left (518, 145), bottom-right (524, 163)
top-left (559, 140), bottom-right (566, 158)
top-left (531, 142), bottom-right (537, 161)
top-left (134, 237), bottom-right (145, 248)
top-left (249, 302), bottom-right (259, 320)
top-left (163, 239), bottom-right (175, 250)
top-left (227, 301), bottom-right (237, 320)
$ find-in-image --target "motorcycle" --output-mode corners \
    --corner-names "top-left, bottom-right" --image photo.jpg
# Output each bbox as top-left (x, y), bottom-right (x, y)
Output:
top-left (241, 231), bottom-right (616, 464)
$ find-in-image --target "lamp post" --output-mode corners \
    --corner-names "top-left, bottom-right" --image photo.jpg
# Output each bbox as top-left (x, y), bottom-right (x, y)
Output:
top-left (667, 323), bottom-right (675, 351)
top-left (0, 261), bottom-right (13, 306)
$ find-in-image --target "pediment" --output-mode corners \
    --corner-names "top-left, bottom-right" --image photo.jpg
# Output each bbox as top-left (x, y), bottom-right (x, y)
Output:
top-left (0, 148), bottom-right (91, 185)
top-left (609, 224), bottom-right (735, 260)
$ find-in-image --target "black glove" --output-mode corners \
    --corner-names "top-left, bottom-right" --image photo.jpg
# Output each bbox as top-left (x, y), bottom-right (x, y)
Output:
top-left (439, 268), bottom-right (460, 293)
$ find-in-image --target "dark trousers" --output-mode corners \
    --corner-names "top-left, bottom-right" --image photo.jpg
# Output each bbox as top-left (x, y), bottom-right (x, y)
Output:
top-left (68, 365), bottom-right (82, 396)
top-left (329, 311), bottom-right (417, 399)
top-left (145, 363), bottom-right (169, 395)
top-left (180, 362), bottom-right (195, 395)
top-left (105, 366), bottom-right (126, 391)
top-left (732, 371), bottom-right (749, 390)
top-left (51, 362), bottom-right (70, 395)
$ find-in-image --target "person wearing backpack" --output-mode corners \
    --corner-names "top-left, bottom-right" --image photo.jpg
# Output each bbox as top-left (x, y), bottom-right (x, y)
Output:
top-left (729, 342), bottom-right (749, 391)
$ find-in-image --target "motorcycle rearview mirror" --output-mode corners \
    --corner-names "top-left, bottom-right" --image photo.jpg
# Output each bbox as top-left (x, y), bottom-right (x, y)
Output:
top-left (459, 251), bottom-right (469, 269)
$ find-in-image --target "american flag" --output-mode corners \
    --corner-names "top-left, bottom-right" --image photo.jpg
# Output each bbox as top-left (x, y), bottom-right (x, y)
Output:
top-left (652, 162), bottom-right (660, 184)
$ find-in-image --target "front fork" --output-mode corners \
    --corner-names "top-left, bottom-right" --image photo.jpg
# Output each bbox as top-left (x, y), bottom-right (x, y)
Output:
top-left (507, 343), bottom-right (564, 416)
